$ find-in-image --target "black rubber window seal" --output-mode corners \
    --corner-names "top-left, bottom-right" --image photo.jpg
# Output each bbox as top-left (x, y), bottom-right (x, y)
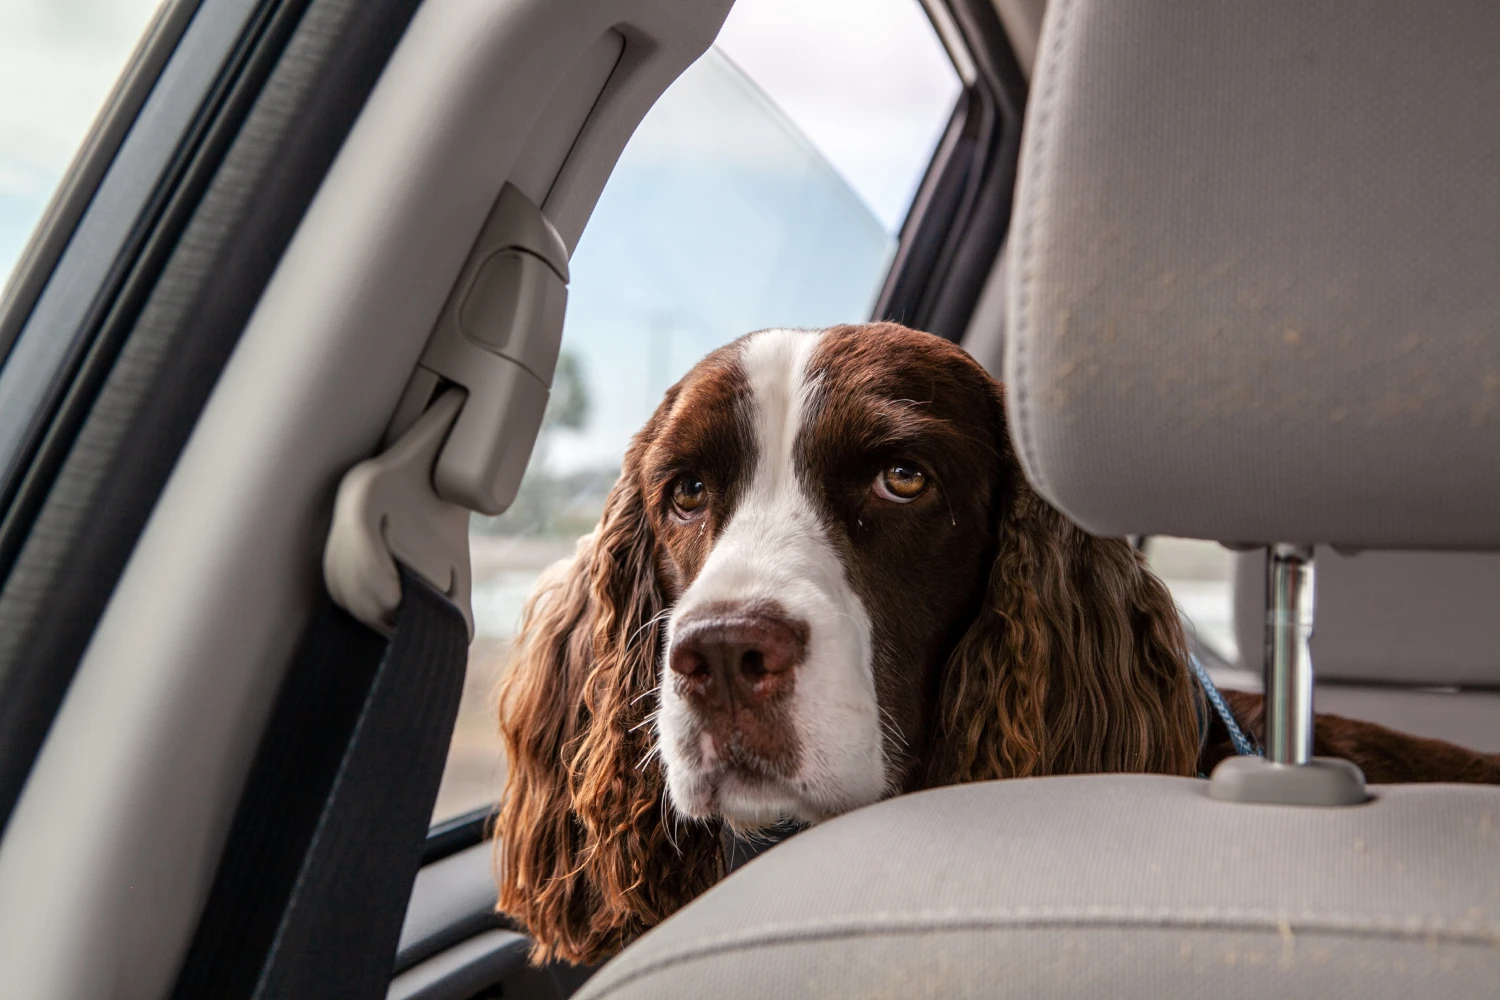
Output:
top-left (0, 0), bottom-right (206, 365)
top-left (872, 0), bottom-right (1028, 342)
top-left (0, 0), bottom-right (297, 572)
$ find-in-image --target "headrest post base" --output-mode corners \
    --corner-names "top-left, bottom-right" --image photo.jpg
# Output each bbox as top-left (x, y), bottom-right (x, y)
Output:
top-left (1208, 756), bottom-right (1367, 806)
top-left (1208, 543), bottom-right (1367, 805)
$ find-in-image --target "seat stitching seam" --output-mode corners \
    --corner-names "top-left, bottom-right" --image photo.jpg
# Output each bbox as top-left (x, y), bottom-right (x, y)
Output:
top-left (1006, 0), bottom-right (1075, 504)
top-left (589, 906), bottom-right (1500, 997)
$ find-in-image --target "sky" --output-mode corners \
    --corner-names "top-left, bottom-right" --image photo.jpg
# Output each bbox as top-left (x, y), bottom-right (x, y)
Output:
top-left (0, 0), bottom-right (958, 289)
top-left (545, 46), bottom-right (900, 474)
top-left (0, 0), bottom-right (165, 289)
top-left (715, 0), bottom-right (960, 232)
top-left (538, 0), bottom-right (962, 474)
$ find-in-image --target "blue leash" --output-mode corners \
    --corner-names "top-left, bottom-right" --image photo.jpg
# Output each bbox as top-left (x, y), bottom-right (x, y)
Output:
top-left (1188, 650), bottom-right (1262, 765)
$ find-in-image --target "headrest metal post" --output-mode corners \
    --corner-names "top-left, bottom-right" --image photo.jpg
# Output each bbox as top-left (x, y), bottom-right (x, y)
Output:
top-left (1209, 543), bottom-right (1365, 805)
top-left (1264, 543), bottom-right (1315, 765)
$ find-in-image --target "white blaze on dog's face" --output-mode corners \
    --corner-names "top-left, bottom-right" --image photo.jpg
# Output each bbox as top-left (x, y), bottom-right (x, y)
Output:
top-left (660, 330), bottom-right (878, 826)
top-left (640, 325), bottom-right (1006, 829)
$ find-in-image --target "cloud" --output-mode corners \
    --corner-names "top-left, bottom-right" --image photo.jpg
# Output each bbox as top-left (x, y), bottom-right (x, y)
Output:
top-left (714, 0), bottom-right (962, 231)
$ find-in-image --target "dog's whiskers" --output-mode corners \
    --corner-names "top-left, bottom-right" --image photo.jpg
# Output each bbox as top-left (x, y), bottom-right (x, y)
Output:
top-left (628, 608), bottom-right (675, 650)
top-left (878, 704), bottom-right (910, 752)
top-left (636, 739), bottom-right (663, 771)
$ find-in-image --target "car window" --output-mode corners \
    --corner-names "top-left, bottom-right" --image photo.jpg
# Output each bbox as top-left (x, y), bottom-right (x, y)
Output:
top-left (432, 0), bottom-right (961, 822)
top-left (0, 0), bottom-right (165, 287)
top-left (1145, 537), bottom-right (1238, 665)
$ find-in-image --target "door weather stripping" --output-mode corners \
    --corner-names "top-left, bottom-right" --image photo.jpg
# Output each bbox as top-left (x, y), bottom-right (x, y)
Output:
top-left (323, 184), bottom-right (569, 638)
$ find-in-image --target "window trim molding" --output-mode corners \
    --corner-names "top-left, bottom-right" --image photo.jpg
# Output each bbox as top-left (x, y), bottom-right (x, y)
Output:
top-left (0, 0), bottom-right (207, 363)
top-left (872, 0), bottom-right (1028, 343)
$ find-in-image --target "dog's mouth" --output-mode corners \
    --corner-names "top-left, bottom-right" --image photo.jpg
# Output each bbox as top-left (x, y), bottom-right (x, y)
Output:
top-left (664, 723), bottom-right (886, 829)
top-left (672, 766), bottom-right (812, 829)
top-left (661, 725), bottom-right (809, 826)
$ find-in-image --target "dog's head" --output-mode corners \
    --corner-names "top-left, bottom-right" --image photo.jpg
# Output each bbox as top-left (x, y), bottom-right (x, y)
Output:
top-left (648, 325), bottom-right (1012, 825)
top-left (497, 323), bottom-right (1198, 963)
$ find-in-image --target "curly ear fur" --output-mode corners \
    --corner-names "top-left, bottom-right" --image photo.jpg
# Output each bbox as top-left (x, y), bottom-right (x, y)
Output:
top-left (926, 476), bottom-right (1201, 784)
top-left (497, 369), bottom-right (1197, 964)
top-left (495, 451), bottom-right (723, 966)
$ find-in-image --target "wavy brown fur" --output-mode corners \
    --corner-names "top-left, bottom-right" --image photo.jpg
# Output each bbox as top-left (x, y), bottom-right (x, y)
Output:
top-left (924, 473), bottom-right (1201, 785)
top-left (495, 436), bottom-right (723, 966)
top-left (496, 442), bottom-right (1199, 965)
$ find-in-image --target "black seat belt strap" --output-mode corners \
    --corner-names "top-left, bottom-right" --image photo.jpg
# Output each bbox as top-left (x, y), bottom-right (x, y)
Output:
top-left (252, 566), bottom-right (467, 999)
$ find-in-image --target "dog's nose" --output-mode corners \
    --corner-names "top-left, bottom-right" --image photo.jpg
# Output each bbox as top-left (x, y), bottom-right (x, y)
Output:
top-left (669, 608), bottom-right (805, 709)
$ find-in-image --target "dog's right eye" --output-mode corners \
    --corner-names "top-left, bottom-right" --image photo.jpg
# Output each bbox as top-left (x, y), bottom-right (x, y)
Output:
top-left (875, 463), bottom-right (927, 502)
top-left (671, 475), bottom-right (707, 516)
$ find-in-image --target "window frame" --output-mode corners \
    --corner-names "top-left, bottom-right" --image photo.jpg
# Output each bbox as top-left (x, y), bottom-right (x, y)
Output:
top-left (399, 9), bottom-right (1032, 992)
top-left (871, 0), bottom-right (1028, 342)
top-left (437, 0), bottom-right (1007, 829)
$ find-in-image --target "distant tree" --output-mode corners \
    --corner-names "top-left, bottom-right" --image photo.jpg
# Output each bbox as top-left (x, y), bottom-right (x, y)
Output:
top-left (472, 348), bottom-right (612, 538)
top-left (543, 349), bottom-right (590, 433)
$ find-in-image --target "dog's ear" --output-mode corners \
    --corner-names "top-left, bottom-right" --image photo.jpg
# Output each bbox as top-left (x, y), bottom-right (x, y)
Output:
top-left (927, 440), bottom-right (1200, 783)
top-left (495, 438), bottom-right (723, 966)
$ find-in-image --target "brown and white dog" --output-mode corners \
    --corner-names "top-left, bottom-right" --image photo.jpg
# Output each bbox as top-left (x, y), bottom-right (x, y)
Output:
top-left (496, 322), bottom-right (1500, 965)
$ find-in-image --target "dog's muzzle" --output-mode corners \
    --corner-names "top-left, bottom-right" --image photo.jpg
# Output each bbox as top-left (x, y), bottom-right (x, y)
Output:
top-left (667, 602), bottom-right (807, 768)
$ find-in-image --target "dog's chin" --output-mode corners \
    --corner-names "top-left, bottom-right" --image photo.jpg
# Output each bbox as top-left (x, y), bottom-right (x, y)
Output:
top-left (666, 764), bottom-right (794, 828)
top-left (664, 762), bottom-right (883, 830)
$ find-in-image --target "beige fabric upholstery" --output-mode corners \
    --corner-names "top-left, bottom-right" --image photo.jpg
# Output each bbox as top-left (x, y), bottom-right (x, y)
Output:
top-left (1003, 0), bottom-right (1500, 549)
top-left (579, 777), bottom-right (1500, 999)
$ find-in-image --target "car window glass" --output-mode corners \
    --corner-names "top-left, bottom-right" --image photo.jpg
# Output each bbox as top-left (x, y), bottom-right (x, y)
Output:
top-left (433, 0), bottom-right (961, 822)
top-left (714, 0), bottom-right (961, 232)
top-left (1146, 537), bottom-right (1238, 665)
top-left (0, 0), bottom-right (165, 286)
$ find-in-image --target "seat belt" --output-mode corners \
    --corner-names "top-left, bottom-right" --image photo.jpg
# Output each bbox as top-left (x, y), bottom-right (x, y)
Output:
top-left (172, 566), bottom-right (468, 1000)
top-left (174, 392), bottom-right (480, 999)
top-left (178, 186), bottom-right (568, 997)
top-left (252, 566), bottom-right (467, 998)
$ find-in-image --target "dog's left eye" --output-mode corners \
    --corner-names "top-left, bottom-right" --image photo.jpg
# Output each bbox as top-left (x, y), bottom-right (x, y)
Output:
top-left (671, 475), bottom-right (707, 516)
top-left (874, 464), bottom-right (927, 502)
